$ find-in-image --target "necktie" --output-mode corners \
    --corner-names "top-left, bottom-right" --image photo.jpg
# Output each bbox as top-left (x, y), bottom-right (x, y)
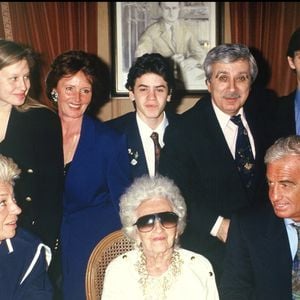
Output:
top-left (292, 225), bottom-right (300, 299)
top-left (150, 132), bottom-right (161, 175)
top-left (230, 115), bottom-right (255, 189)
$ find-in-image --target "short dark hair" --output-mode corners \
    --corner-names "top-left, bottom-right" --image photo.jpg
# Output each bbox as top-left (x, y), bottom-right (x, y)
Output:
top-left (125, 53), bottom-right (175, 93)
top-left (287, 27), bottom-right (300, 57)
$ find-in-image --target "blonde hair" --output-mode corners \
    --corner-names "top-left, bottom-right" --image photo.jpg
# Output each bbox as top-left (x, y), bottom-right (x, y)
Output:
top-left (0, 155), bottom-right (21, 186)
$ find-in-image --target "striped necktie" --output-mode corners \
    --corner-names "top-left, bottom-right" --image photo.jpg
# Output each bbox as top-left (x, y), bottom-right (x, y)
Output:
top-left (150, 132), bottom-right (161, 175)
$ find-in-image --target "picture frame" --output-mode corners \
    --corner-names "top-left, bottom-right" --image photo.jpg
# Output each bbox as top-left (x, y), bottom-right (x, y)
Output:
top-left (111, 2), bottom-right (223, 96)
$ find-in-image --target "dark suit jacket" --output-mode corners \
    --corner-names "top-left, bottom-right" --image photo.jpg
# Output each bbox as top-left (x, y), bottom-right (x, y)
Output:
top-left (106, 110), bottom-right (180, 178)
top-left (0, 107), bottom-right (64, 250)
top-left (0, 228), bottom-right (53, 300)
top-left (272, 90), bottom-right (296, 139)
top-left (159, 95), bottom-right (270, 283)
top-left (220, 202), bottom-right (292, 299)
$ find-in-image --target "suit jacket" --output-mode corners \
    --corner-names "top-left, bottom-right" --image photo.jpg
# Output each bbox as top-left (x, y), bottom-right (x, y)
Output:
top-left (61, 114), bottom-right (131, 300)
top-left (135, 19), bottom-right (204, 62)
top-left (106, 111), bottom-right (180, 179)
top-left (0, 107), bottom-right (64, 251)
top-left (220, 202), bottom-right (292, 299)
top-left (159, 95), bottom-right (270, 283)
top-left (272, 90), bottom-right (296, 139)
top-left (0, 228), bottom-right (53, 300)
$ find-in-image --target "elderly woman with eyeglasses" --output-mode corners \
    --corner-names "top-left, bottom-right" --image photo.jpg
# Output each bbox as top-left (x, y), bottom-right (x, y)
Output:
top-left (102, 175), bottom-right (219, 300)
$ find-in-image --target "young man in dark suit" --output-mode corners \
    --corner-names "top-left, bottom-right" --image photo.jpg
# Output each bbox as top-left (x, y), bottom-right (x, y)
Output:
top-left (106, 53), bottom-right (180, 178)
top-left (159, 44), bottom-right (271, 284)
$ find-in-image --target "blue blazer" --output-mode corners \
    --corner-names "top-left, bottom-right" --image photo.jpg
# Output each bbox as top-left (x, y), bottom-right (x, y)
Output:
top-left (220, 202), bottom-right (292, 299)
top-left (106, 111), bottom-right (180, 178)
top-left (0, 228), bottom-right (53, 300)
top-left (61, 114), bottom-right (131, 300)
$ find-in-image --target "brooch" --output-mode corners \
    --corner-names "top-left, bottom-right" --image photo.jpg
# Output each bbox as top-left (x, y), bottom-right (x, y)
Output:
top-left (128, 148), bottom-right (139, 166)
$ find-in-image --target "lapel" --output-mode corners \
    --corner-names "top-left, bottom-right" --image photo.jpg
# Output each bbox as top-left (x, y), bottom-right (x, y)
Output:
top-left (124, 114), bottom-right (149, 177)
top-left (158, 20), bottom-right (176, 53)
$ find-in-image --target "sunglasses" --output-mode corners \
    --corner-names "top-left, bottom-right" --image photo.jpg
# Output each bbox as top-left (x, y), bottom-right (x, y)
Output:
top-left (133, 211), bottom-right (179, 232)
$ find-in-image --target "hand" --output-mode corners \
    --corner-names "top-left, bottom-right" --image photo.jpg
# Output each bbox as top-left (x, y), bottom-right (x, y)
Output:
top-left (216, 218), bottom-right (230, 243)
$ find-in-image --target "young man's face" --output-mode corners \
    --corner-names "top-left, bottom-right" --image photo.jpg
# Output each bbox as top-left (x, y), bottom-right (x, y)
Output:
top-left (129, 73), bottom-right (170, 128)
top-left (160, 2), bottom-right (180, 24)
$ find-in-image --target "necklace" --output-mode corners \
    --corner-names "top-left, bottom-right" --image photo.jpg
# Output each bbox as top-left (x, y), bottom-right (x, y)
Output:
top-left (135, 249), bottom-right (183, 300)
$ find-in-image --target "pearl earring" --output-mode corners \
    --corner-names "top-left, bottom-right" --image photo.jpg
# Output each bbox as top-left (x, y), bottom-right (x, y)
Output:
top-left (51, 90), bottom-right (58, 102)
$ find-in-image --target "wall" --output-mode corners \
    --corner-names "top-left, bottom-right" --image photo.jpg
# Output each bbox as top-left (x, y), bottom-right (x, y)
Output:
top-left (97, 2), bottom-right (231, 121)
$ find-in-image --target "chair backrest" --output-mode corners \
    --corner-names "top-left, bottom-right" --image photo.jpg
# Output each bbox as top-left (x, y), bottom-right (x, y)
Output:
top-left (85, 229), bottom-right (134, 300)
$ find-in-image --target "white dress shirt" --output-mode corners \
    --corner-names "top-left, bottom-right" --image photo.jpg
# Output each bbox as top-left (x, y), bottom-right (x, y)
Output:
top-left (136, 112), bottom-right (169, 177)
top-left (210, 102), bottom-right (256, 237)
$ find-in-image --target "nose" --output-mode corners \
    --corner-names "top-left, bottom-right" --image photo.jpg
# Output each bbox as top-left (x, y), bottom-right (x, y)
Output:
top-left (152, 220), bottom-right (163, 232)
top-left (269, 184), bottom-right (282, 202)
top-left (148, 89), bottom-right (156, 100)
top-left (228, 78), bottom-right (237, 91)
top-left (9, 200), bottom-right (22, 215)
top-left (19, 78), bottom-right (30, 91)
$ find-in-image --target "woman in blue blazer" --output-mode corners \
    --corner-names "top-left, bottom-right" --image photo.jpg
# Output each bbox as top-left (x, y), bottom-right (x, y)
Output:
top-left (46, 50), bottom-right (131, 300)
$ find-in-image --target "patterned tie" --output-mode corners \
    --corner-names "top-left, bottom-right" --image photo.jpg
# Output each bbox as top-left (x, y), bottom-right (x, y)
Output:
top-left (150, 132), bottom-right (161, 175)
top-left (292, 225), bottom-right (300, 299)
top-left (230, 114), bottom-right (255, 189)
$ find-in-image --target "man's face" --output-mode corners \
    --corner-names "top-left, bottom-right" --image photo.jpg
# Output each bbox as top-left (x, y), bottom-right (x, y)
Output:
top-left (287, 50), bottom-right (300, 86)
top-left (129, 73), bottom-right (170, 128)
top-left (267, 155), bottom-right (300, 222)
top-left (160, 2), bottom-right (180, 24)
top-left (206, 59), bottom-right (252, 116)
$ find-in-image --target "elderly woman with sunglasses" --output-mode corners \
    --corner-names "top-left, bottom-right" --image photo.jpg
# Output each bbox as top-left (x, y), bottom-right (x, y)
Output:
top-left (102, 175), bottom-right (219, 300)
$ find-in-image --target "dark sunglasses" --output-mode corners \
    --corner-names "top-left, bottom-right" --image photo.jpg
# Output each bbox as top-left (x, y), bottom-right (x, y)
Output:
top-left (133, 211), bottom-right (179, 232)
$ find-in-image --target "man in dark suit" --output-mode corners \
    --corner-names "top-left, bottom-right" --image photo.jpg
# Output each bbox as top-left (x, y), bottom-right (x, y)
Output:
top-left (106, 53), bottom-right (179, 178)
top-left (159, 44), bottom-right (271, 284)
top-left (220, 135), bottom-right (300, 299)
top-left (273, 27), bottom-right (300, 138)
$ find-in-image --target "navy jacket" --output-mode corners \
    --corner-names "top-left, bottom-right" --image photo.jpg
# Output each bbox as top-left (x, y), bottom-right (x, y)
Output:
top-left (0, 228), bottom-right (53, 300)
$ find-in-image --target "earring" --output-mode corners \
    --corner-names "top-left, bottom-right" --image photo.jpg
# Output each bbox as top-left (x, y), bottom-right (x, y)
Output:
top-left (51, 90), bottom-right (58, 102)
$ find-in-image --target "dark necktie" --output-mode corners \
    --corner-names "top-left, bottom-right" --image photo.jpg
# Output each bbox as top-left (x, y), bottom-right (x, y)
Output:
top-left (230, 114), bottom-right (255, 189)
top-left (292, 225), bottom-right (300, 299)
top-left (150, 132), bottom-right (161, 175)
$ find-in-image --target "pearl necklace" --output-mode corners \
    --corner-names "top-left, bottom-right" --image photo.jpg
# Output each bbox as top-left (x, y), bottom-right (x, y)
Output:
top-left (135, 249), bottom-right (183, 300)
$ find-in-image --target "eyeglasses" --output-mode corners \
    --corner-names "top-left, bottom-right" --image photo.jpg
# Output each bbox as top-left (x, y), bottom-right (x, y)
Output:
top-left (133, 211), bottom-right (179, 232)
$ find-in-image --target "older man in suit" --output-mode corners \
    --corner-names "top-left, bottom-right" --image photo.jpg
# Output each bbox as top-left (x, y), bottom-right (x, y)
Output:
top-left (220, 135), bottom-right (300, 299)
top-left (106, 53), bottom-right (179, 178)
top-left (159, 44), bottom-right (272, 284)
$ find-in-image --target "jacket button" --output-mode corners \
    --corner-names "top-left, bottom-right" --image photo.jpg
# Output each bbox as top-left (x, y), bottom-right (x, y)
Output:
top-left (25, 196), bottom-right (32, 202)
top-left (27, 169), bottom-right (34, 173)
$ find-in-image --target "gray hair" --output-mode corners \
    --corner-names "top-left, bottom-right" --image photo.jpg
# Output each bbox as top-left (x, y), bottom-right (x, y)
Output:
top-left (264, 135), bottom-right (300, 164)
top-left (203, 43), bottom-right (258, 83)
top-left (119, 175), bottom-right (187, 243)
top-left (0, 155), bottom-right (21, 186)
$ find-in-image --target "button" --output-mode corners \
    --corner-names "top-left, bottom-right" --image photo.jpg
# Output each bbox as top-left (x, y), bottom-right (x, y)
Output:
top-left (31, 220), bottom-right (35, 225)
top-left (25, 196), bottom-right (32, 202)
top-left (27, 169), bottom-right (34, 173)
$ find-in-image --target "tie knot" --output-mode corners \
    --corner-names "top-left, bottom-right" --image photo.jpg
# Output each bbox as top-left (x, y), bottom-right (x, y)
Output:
top-left (230, 114), bottom-right (243, 127)
top-left (150, 132), bottom-right (159, 143)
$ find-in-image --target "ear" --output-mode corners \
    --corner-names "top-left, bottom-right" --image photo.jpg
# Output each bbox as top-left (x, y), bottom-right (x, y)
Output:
top-left (287, 56), bottom-right (296, 70)
top-left (129, 91), bottom-right (135, 101)
top-left (167, 94), bottom-right (171, 102)
top-left (206, 79), bottom-right (212, 93)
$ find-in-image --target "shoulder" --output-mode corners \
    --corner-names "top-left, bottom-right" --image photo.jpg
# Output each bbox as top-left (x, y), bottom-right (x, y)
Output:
top-left (106, 249), bottom-right (138, 272)
top-left (105, 112), bottom-right (135, 130)
top-left (84, 114), bottom-right (127, 142)
top-left (141, 21), bottom-right (162, 35)
top-left (179, 248), bottom-right (213, 268)
top-left (12, 228), bottom-right (45, 251)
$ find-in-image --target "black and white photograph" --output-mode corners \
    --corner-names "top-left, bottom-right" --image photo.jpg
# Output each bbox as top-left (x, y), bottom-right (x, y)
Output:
top-left (112, 2), bottom-right (220, 95)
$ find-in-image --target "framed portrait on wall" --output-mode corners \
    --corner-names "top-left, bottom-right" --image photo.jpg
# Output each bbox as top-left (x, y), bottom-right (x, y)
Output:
top-left (111, 2), bottom-right (223, 96)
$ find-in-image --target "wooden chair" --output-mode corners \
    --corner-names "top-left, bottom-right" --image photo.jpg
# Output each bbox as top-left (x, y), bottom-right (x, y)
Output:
top-left (85, 229), bottom-right (134, 300)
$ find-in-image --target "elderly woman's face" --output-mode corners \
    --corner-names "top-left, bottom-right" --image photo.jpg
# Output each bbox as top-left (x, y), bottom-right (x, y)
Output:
top-left (135, 197), bottom-right (178, 257)
top-left (0, 181), bottom-right (21, 240)
top-left (55, 70), bottom-right (92, 120)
